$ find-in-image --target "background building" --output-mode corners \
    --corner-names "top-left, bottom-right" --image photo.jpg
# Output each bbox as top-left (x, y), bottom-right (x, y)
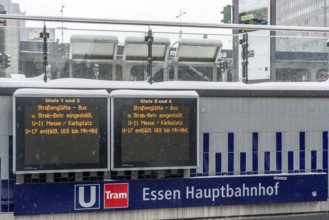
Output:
top-left (276, 0), bottom-right (329, 53)
top-left (0, 0), bottom-right (24, 77)
top-left (230, 0), bottom-right (329, 82)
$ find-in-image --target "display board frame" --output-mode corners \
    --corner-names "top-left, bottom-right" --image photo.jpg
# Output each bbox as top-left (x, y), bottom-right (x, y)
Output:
top-left (13, 89), bottom-right (109, 174)
top-left (110, 90), bottom-right (199, 171)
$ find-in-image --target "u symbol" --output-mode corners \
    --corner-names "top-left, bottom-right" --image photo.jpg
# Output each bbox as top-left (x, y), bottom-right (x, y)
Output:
top-left (78, 186), bottom-right (97, 208)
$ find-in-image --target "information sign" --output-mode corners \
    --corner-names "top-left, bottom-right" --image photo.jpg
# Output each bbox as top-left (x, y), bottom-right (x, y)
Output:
top-left (111, 90), bottom-right (199, 170)
top-left (14, 89), bottom-right (109, 173)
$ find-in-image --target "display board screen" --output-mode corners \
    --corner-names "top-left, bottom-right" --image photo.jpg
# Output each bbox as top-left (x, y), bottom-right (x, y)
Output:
top-left (111, 90), bottom-right (198, 170)
top-left (14, 90), bottom-right (108, 173)
top-left (239, 7), bottom-right (268, 25)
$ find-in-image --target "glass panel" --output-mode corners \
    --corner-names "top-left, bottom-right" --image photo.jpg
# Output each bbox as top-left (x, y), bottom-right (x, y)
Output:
top-left (1, 18), bottom-right (328, 82)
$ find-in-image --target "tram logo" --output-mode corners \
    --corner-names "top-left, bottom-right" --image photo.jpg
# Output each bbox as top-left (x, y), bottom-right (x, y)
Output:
top-left (74, 184), bottom-right (100, 210)
top-left (104, 183), bottom-right (129, 208)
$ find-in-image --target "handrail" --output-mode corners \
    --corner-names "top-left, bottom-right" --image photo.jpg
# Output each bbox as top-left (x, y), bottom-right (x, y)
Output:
top-left (1, 14), bottom-right (329, 33)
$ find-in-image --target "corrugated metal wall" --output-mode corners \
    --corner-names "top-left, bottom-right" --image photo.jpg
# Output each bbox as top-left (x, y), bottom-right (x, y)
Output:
top-left (195, 97), bottom-right (328, 176)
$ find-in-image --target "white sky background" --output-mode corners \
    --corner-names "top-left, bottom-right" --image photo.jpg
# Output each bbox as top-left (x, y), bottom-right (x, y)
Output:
top-left (13, 0), bottom-right (231, 22)
top-left (12, 0), bottom-right (233, 47)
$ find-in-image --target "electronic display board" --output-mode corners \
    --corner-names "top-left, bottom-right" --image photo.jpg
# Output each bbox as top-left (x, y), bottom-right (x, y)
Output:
top-left (13, 89), bottom-right (109, 174)
top-left (239, 7), bottom-right (268, 25)
top-left (111, 90), bottom-right (199, 170)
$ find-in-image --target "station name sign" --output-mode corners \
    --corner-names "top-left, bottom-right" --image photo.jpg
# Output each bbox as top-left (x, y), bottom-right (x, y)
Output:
top-left (14, 173), bottom-right (328, 215)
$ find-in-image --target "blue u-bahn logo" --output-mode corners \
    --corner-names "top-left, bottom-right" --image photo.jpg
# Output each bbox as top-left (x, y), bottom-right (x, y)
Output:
top-left (74, 184), bottom-right (100, 210)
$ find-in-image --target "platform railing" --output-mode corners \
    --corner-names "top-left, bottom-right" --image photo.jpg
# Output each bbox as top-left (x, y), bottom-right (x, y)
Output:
top-left (0, 14), bottom-right (328, 82)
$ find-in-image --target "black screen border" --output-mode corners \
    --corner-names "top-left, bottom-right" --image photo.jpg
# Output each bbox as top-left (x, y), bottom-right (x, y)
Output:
top-left (111, 95), bottom-right (198, 170)
top-left (14, 95), bottom-right (109, 174)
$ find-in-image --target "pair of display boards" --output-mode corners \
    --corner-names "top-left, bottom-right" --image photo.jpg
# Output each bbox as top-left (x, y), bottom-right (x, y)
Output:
top-left (13, 89), bottom-right (199, 174)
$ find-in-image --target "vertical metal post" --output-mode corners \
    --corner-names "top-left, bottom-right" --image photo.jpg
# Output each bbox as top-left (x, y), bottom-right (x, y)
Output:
top-left (60, 3), bottom-right (65, 43)
top-left (144, 29), bottom-right (153, 84)
top-left (240, 32), bottom-right (249, 83)
top-left (0, 4), bottom-right (6, 77)
top-left (232, 0), bottom-right (239, 82)
top-left (176, 9), bottom-right (186, 39)
top-left (40, 22), bottom-right (49, 82)
top-left (270, 0), bottom-right (277, 82)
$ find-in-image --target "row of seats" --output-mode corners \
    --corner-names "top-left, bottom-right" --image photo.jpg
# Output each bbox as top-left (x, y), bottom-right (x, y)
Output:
top-left (69, 34), bottom-right (223, 81)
